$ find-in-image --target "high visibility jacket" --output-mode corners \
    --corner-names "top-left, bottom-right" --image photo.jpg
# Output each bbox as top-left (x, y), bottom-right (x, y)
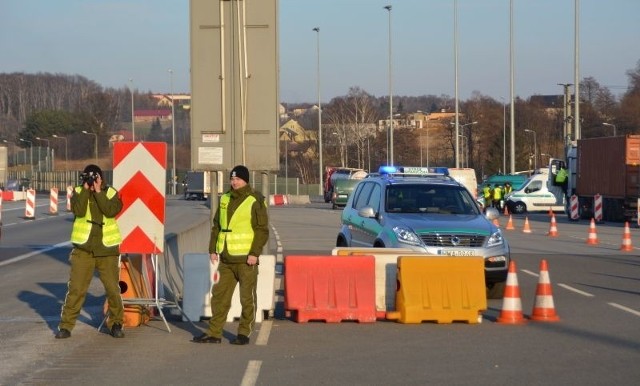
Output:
top-left (504, 186), bottom-right (512, 195)
top-left (556, 168), bottom-right (568, 183)
top-left (216, 193), bottom-right (257, 256)
top-left (70, 186), bottom-right (122, 247)
top-left (483, 186), bottom-right (492, 199)
top-left (493, 186), bottom-right (503, 200)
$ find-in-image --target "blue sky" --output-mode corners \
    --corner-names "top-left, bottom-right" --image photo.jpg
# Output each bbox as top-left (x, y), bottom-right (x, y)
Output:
top-left (1, 0), bottom-right (638, 103)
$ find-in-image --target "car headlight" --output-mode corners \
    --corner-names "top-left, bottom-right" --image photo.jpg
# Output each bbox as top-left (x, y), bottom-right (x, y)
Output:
top-left (392, 226), bottom-right (422, 245)
top-left (487, 229), bottom-right (504, 247)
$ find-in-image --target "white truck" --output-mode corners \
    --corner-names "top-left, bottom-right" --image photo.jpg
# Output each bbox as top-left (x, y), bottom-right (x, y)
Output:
top-left (504, 169), bottom-right (565, 214)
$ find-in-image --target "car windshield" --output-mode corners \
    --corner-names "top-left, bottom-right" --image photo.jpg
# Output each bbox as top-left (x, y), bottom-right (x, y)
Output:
top-left (385, 184), bottom-right (480, 215)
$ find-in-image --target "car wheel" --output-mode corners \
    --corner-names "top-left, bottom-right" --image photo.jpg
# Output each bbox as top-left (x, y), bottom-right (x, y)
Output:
top-left (486, 281), bottom-right (506, 299)
top-left (512, 202), bottom-right (526, 214)
top-left (336, 236), bottom-right (348, 247)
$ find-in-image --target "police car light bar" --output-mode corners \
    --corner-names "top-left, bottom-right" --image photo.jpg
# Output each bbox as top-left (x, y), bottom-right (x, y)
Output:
top-left (378, 165), bottom-right (449, 176)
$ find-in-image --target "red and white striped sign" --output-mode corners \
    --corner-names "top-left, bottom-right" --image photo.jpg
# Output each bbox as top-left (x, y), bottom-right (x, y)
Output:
top-left (113, 142), bottom-right (167, 254)
top-left (66, 186), bottom-right (73, 211)
top-left (570, 194), bottom-right (579, 220)
top-left (25, 189), bottom-right (36, 219)
top-left (594, 193), bottom-right (603, 222)
top-left (49, 187), bottom-right (59, 215)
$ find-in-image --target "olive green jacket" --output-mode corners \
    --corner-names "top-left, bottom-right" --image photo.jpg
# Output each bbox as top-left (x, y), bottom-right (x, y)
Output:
top-left (208, 184), bottom-right (269, 264)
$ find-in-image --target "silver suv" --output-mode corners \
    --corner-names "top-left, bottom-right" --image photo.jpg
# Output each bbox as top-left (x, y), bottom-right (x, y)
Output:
top-left (336, 166), bottom-right (510, 298)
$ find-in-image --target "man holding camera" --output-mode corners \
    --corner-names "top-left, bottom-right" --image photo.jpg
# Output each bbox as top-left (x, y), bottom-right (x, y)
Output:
top-left (56, 164), bottom-right (125, 339)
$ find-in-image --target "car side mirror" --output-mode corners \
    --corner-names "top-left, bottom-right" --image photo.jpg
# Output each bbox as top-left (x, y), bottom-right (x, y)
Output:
top-left (358, 206), bottom-right (376, 219)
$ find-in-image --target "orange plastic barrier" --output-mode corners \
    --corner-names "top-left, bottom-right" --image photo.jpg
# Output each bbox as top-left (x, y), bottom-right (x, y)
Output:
top-left (1, 189), bottom-right (13, 201)
top-left (386, 256), bottom-right (486, 324)
top-left (269, 194), bottom-right (289, 206)
top-left (104, 257), bottom-right (151, 327)
top-left (284, 255), bottom-right (376, 323)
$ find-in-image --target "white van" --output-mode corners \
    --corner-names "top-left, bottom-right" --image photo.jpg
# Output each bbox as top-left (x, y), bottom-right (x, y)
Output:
top-left (504, 169), bottom-right (565, 214)
top-left (449, 168), bottom-right (478, 199)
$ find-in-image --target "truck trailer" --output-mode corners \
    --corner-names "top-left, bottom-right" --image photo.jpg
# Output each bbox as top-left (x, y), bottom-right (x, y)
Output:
top-left (549, 135), bottom-right (640, 222)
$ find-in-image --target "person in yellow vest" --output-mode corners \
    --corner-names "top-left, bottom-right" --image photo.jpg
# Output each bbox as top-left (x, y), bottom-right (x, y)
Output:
top-left (555, 166), bottom-right (568, 192)
top-left (503, 182), bottom-right (513, 195)
top-left (56, 164), bottom-right (124, 339)
top-left (482, 183), bottom-right (493, 211)
top-left (492, 185), bottom-right (503, 211)
top-left (193, 165), bottom-right (269, 345)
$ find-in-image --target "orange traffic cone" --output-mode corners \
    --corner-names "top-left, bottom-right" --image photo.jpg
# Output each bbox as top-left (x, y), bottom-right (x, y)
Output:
top-left (493, 217), bottom-right (500, 227)
top-left (497, 260), bottom-right (527, 324)
top-left (620, 221), bottom-right (633, 251)
top-left (522, 217), bottom-right (532, 233)
top-left (586, 218), bottom-right (599, 245)
top-left (506, 215), bottom-right (515, 230)
top-left (547, 214), bottom-right (558, 237)
top-left (530, 259), bottom-right (560, 322)
top-left (503, 205), bottom-right (510, 216)
top-left (548, 207), bottom-right (553, 217)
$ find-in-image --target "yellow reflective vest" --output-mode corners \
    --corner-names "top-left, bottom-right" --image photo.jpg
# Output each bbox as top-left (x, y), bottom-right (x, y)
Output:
top-left (493, 186), bottom-right (503, 200)
top-left (70, 186), bottom-right (122, 247)
top-left (215, 193), bottom-right (257, 256)
top-left (483, 186), bottom-right (492, 199)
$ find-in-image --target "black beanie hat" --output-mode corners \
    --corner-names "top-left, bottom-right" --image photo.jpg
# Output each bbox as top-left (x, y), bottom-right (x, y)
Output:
top-left (230, 165), bottom-right (250, 183)
top-left (83, 164), bottom-right (103, 178)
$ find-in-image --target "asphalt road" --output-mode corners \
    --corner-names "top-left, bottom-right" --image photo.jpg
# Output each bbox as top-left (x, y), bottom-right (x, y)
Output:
top-left (1, 198), bottom-right (639, 385)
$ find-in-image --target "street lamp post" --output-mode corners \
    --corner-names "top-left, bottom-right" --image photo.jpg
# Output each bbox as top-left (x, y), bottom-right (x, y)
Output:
top-left (129, 78), bottom-right (135, 141)
top-left (602, 122), bottom-right (617, 137)
top-left (19, 138), bottom-right (33, 174)
top-left (500, 97), bottom-right (506, 173)
top-left (2, 139), bottom-right (20, 168)
top-left (384, 5), bottom-right (393, 165)
top-left (451, 121), bottom-right (477, 168)
top-left (35, 137), bottom-right (50, 171)
top-left (454, 0), bottom-right (460, 168)
top-left (169, 69), bottom-right (177, 195)
top-left (52, 134), bottom-right (68, 171)
top-left (313, 27), bottom-right (322, 195)
top-left (457, 135), bottom-right (468, 168)
top-left (82, 131), bottom-right (98, 161)
top-left (524, 129), bottom-right (537, 171)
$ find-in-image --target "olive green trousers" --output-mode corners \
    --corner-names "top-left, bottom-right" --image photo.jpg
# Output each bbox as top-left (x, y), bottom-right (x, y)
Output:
top-left (205, 262), bottom-right (258, 338)
top-left (58, 248), bottom-right (124, 331)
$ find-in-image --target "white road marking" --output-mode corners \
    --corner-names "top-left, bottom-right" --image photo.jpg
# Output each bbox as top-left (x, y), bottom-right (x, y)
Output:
top-left (557, 283), bottom-right (595, 297)
top-left (608, 302), bottom-right (640, 317)
top-left (255, 320), bottom-right (272, 346)
top-left (521, 269), bottom-right (539, 277)
top-left (240, 360), bottom-right (262, 386)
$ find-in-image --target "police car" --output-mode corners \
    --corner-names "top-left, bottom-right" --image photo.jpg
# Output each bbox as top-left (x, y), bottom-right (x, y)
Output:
top-left (336, 166), bottom-right (510, 298)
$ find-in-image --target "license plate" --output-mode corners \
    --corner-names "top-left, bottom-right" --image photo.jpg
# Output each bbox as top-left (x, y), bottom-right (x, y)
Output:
top-left (439, 250), bottom-right (475, 256)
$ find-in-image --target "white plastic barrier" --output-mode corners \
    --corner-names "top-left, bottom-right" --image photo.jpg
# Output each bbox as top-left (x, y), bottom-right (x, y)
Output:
top-left (331, 247), bottom-right (432, 316)
top-left (182, 253), bottom-right (275, 322)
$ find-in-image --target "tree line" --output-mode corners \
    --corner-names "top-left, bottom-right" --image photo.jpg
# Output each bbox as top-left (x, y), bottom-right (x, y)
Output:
top-left (2, 59), bottom-right (639, 180)
top-left (0, 72), bottom-right (189, 165)
top-left (284, 60), bottom-right (640, 181)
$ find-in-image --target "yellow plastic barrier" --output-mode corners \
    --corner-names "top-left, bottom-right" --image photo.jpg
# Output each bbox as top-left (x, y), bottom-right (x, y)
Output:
top-left (386, 256), bottom-right (487, 324)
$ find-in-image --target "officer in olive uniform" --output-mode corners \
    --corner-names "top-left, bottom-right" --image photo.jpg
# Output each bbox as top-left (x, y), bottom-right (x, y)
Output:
top-left (193, 165), bottom-right (269, 345)
top-left (56, 164), bottom-right (125, 339)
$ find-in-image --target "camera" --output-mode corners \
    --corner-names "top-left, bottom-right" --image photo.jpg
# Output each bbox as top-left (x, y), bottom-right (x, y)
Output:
top-left (80, 172), bottom-right (98, 186)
